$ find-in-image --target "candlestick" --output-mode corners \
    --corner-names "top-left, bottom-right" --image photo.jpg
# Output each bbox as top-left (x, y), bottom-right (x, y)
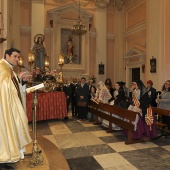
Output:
top-left (28, 49), bottom-right (35, 72)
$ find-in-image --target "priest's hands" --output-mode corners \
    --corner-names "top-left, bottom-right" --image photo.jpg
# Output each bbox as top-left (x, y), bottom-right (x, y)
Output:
top-left (18, 71), bottom-right (32, 81)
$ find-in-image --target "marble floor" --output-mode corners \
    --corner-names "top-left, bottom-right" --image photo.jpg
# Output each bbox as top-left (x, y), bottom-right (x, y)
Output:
top-left (31, 112), bottom-right (170, 170)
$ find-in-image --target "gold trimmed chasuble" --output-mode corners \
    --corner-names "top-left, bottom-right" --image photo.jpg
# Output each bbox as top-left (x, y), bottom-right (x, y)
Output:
top-left (0, 59), bottom-right (32, 163)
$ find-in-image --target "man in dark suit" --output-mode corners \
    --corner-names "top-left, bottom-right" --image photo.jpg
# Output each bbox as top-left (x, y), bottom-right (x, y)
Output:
top-left (70, 78), bottom-right (78, 117)
top-left (62, 78), bottom-right (71, 114)
top-left (146, 80), bottom-right (157, 107)
top-left (75, 77), bottom-right (89, 120)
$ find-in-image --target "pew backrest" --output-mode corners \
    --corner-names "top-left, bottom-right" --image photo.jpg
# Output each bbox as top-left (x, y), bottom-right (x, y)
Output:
top-left (88, 101), bottom-right (138, 132)
top-left (151, 107), bottom-right (170, 116)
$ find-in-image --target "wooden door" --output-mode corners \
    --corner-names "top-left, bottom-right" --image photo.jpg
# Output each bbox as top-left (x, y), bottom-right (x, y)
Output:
top-left (132, 67), bottom-right (140, 82)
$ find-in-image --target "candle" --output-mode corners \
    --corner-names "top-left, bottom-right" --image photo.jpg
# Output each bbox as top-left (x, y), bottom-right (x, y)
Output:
top-left (58, 54), bottom-right (64, 65)
top-left (28, 56), bottom-right (31, 62)
top-left (28, 52), bottom-right (32, 63)
top-left (31, 53), bottom-right (35, 62)
top-left (45, 61), bottom-right (49, 67)
top-left (18, 59), bottom-right (23, 66)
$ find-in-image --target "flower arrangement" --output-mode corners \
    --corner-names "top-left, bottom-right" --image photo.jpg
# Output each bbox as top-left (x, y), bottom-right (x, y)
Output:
top-left (32, 67), bottom-right (57, 83)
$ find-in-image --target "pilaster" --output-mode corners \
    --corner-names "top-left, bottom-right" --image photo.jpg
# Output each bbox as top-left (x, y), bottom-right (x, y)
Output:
top-left (31, 0), bottom-right (45, 47)
top-left (95, 8), bottom-right (107, 82)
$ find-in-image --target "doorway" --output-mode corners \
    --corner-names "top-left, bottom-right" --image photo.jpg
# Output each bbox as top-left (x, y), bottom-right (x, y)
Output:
top-left (132, 67), bottom-right (140, 82)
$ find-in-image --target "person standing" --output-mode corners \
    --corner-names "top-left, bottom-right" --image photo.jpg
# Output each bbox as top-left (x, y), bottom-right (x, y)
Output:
top-left (63, 78), bottom-right (71, 117)
top-left (113, 82), bottom-right (127, 108)
top-left (157, 80), bottom-right (170, 130)
top-left (70, 78), bottom-right (78, 117)
top-left (0, 48), bottom-right (32, 168)
top-left (146, 80), bottom-right (157, 107)
top-left (76, 77), bottom-right (89, 120)
top-left (104, 78), bottom-right (114, 98)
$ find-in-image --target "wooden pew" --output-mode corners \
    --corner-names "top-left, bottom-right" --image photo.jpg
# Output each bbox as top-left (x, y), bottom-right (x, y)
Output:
top-left (151, 107), bottom-right (170, 139)
top-left (88, 101), bottom-right (138, 144)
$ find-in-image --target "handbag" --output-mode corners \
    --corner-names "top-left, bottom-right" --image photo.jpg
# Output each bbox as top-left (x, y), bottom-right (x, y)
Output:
top-left (77, 101), bottom-right (87, 107)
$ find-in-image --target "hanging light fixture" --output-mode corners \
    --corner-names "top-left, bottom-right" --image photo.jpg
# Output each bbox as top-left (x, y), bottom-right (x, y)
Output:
top-left (55, 0), bottom-right (129, 10)
top-left (54, 0), bottom-right (129, 11)
top-left (71, 0), bottom-right (87, 35)
top-left (113, 0), bottom-right (128, 11)
top-left (78, 0), bottom-right (110, 8)
top-left (74, 0), bottom-right (128, 10)
top-left (0, 12), bottom-right (7, 43)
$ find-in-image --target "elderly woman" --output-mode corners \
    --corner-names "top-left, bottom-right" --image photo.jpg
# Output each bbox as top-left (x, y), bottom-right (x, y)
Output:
top-left (95, 81), bottom-right (123, 130)
top-left (92, 81), bottom-right (112, 125)
top-left (97, 81), bottom-right (112, 104)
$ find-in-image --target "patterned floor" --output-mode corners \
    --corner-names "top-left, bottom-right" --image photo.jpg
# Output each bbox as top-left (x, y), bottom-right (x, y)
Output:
top-left (34, 113), bottom-right (170, 170)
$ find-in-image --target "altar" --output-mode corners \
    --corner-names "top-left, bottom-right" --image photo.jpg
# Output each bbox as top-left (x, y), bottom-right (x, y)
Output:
top-left (26, 92), bottom-right (67, 122)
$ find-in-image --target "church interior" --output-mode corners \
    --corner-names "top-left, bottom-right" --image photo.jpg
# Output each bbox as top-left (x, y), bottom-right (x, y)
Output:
top-left (0, 0), bottom-right (170, 169)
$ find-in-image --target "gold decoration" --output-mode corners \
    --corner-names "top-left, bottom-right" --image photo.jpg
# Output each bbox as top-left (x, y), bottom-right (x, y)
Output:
top-left (28, 49), bottom-right (35, 72)
top-left (18, 54), bottom-right (24, 72)
top-left (30, 91), bottom-right (44, 167)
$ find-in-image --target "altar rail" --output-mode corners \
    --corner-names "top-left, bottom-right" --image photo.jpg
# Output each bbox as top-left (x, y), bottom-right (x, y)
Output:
top-left (88, 101), bottom-right (138, 144)
top-left (26, 92), bottom-right (67, 122)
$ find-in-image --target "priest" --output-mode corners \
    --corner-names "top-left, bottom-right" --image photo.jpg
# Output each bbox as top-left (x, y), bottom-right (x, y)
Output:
top-left (0, 48), bottom-right (32, 168)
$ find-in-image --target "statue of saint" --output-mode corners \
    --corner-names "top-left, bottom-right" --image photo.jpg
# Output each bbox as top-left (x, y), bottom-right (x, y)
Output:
top-left (33, 34), bottom-right (46, 71)
top-left (66, 36), bottom-right (75, 64)
top-left (67, 36), bottom-right (74, 57)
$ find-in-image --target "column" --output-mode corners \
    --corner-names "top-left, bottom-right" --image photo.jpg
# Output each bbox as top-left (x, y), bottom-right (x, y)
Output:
top-left (31, 0), bottom-right (45, 47)
top-left (12, 0), bottom-right (20, 49)
top-left (146, 0), bottom-right (163, 89)
top-left (0, 0), bottom-right (8, 57)
top-left (95, 9), bottom-right (107, 82)
top-left (113, 10), bottom-right (124, 82)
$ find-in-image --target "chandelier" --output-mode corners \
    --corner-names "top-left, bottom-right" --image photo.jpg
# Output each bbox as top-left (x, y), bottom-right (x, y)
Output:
top-left (71, 0), bottom-right (87, 35)
top-left (78, 0), bottom-right (128, 10)
top-left (113, 0), bottom-right (128, 11)
top-left (55, 0), bottom-right (129, 10)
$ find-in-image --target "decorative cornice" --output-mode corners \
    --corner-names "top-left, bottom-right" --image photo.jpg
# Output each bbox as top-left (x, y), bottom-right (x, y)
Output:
top-left (48, 3), bottom-right (93, 19)
top-left (124, 48), bottom-right (145, 59)
top-left (124, 22), bottom-right (146, 37)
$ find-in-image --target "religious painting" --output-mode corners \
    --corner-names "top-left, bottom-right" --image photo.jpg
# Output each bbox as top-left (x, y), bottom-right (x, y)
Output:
top-left (61, 28), bottom-right (80, 64)
top-left (150, 57), bottom-right (156, 73)
top-left (99, 62), bottom-right (104, 75)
